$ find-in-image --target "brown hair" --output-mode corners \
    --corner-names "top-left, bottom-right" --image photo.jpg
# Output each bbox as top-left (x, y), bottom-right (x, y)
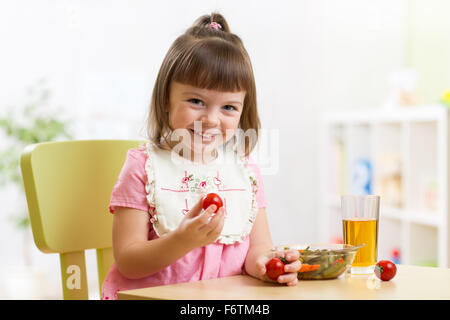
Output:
top-left (147, 12), bottom-right (260, 157)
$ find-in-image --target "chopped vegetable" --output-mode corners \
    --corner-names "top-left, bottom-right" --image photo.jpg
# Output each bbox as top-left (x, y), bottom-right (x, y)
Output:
top-left (298, 264), bottom-right (320, 272)
top-left (292, 245), bottom-right (354, 280)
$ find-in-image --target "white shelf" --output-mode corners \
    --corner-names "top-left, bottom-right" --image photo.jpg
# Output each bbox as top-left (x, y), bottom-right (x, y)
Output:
top-left (381, 206), bottom-right (441, 227)
top-left (322, 105), bottom-right (446, 124)
top-left (327, 195), bottom-right (441, 227)
top-left (318, 105), bottom-right (449, 268)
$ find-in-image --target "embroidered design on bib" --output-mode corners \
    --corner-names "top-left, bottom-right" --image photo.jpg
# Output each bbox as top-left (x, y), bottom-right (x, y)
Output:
top-left (143, 142), bottom-right (259, 244)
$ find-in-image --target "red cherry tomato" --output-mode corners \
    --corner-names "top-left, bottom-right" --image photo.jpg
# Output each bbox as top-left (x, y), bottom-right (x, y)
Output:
top-left (202, 193), bottom-right (223, 213)
top-left (265, 258), bottom-right (285, 281)
top-left (374, 260), bottom-right (397, 281)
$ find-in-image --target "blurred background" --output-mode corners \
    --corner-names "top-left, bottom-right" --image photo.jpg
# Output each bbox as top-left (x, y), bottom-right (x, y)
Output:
top-left (1, 0), bottom-right (449, 299)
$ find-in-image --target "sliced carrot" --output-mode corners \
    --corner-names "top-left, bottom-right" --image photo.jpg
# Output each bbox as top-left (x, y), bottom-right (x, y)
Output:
top-left (298, 264), bottom-right (311, 272)
top-left (298, 264), bottom-right (320, 272)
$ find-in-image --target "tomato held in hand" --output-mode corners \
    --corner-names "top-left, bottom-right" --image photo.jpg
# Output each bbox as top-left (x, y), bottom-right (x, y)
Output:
top-left (202, 193), bottom-right (223, 213)
top-left (265, 258), bottom-right (285, 281)
top-left (374, 260), bottom-right (397, 281)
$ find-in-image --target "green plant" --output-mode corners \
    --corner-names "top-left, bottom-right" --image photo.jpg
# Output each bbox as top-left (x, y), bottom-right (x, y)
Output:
top-left (0, 79), bottom-right (73, 229)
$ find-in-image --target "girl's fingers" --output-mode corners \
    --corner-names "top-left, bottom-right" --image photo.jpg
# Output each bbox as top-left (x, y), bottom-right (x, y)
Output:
top-left (270, 250), bottom-right (286, 261)
top-left (258, 265), bottom-right (266, 276)
top-left (185, 197), bottom-right (204, 218)
top-left (277, 272), bottom-right (298, 285)
top-left (200, 207), bottom-right (224, 234)
top-left (255, 258), bottom-right (267, 276)
top-left (270, 249), bottom-right (299, 262)
top-left (284, 249), bottom-right (300, 261)
top-left (286, 278), bottom-right (298, 286)
top-left (285, 260), bottom-right (302, 273)
top-left (194, 205), bottom-right (216, 227)
top-left (208, 209), bottom-right (225, 237)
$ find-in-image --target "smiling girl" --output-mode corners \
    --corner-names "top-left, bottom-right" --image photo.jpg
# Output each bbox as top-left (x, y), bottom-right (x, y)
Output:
top-left (101, 12), bottom-right (300, 300)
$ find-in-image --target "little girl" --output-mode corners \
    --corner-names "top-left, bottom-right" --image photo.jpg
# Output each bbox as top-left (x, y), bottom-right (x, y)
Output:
top-left (101, 12), bottom-right (300, 300)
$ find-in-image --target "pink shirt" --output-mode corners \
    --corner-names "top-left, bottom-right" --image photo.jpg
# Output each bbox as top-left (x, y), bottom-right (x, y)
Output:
top-left (101, 147), bottom-right (267, 300)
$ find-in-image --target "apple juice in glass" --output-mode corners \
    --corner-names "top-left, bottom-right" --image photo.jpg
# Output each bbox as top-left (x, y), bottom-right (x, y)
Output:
top-left (341, 195), bottom-right (380, 275)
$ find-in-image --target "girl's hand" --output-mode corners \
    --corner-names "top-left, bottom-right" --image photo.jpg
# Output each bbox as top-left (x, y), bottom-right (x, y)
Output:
top-left (173, 197), bottom-right (225, 250)
top-left (256, 249), bottom-right (301, 286)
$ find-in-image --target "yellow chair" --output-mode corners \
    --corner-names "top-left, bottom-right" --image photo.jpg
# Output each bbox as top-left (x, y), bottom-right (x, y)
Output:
top-left (20, 140), bottom-right (143, 300)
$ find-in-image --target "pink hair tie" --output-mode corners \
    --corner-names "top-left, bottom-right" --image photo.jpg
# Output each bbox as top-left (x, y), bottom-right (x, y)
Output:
top-left (209, 22), bottom-right (222, 30)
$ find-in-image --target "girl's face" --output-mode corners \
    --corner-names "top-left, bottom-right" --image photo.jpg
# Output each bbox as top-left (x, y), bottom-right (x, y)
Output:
top-left (167, 81), bottom-right (245, 162)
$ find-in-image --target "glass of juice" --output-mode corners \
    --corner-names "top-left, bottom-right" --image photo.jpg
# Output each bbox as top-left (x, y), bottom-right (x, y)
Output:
top-left (341, 195), bottom-right (380, 275)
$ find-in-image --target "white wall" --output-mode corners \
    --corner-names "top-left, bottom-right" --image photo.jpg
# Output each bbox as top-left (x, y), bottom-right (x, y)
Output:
top-left (0, 0), bottom-right (407, 298)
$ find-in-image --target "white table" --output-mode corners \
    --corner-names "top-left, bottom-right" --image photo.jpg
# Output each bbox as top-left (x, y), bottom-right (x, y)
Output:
top-left (117, 265), bottom-right (450, 300)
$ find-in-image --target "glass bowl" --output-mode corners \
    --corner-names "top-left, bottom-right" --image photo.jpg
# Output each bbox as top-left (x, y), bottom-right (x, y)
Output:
top-left (272, 243), bottom-right (364, 280)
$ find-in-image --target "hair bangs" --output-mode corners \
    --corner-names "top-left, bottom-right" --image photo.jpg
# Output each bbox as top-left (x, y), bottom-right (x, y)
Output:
top-left (172, 39), bottom-right (251, 93)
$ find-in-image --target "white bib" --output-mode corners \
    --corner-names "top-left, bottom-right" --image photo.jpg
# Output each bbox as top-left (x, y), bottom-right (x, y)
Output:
top-left (143, 142), bottom-right (259, 244)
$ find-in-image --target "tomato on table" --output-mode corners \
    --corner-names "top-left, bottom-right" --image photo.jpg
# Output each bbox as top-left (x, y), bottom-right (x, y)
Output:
top-left (374, 260), bottom-right (397, 281)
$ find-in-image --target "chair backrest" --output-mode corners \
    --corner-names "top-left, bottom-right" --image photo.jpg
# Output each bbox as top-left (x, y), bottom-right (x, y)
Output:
top-left (20, 139), bottom-right (143, 299)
